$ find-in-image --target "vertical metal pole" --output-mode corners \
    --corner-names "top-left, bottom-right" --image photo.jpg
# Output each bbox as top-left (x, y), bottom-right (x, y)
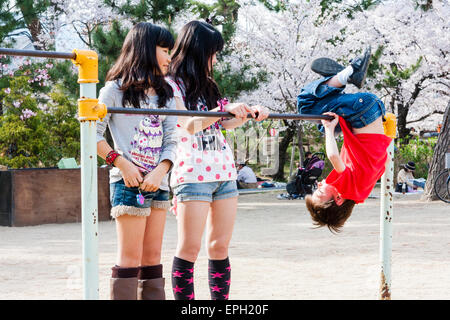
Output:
top-left (379, 140), bottom-right (394, 300)
top-left (80, 83), bottom-right (99, 300)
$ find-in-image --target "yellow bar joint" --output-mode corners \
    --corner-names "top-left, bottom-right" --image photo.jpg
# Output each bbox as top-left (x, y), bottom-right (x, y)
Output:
top-left (383, 113), bottom-right (397, 139)
top-left (71, 49), bottom-right (99, 84)
top-left (78, 99), bottom-right (107, 121)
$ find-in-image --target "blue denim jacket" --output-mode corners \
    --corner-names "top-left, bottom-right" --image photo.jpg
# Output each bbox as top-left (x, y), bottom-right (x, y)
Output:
top-left (297, 77), bottom-right (385, 132)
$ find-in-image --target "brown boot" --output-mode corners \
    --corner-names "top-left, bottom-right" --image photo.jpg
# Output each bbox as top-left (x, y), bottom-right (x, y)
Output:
top-left (137, 278), bottom-right (166, 300)
top-left (110, 277), bottom-right (138, 300)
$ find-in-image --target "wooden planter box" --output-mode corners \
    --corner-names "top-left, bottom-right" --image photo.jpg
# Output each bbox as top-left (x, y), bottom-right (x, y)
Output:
top-left (0, 167), bottom-right (111, 227)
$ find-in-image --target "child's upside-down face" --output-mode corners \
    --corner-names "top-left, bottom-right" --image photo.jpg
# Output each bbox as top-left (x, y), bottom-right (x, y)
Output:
top-left (311, 180), bottom-right (344, 206)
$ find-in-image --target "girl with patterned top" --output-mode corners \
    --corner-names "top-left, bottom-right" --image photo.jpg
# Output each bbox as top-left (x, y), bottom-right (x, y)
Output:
top-left (96, 22), bottom-right (177, 300)
top-left (166, 21), bottom-right (269, 300)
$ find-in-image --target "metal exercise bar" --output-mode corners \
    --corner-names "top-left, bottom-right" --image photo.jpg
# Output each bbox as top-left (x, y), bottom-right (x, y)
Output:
top-left (0, 48), bottom-right (76, 60)
top-left (107, 107), bottom-right (335, 121)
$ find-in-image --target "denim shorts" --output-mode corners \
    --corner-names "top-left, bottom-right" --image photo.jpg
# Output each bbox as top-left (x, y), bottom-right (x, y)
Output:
top-left (109, 179), bottom-right (170, 218)
top-left (173, 180), bottom-right (239, 203)
top-left (297, 76), bottom-right (386, 130)
top-left (345, 92), bottom-right (385, 128)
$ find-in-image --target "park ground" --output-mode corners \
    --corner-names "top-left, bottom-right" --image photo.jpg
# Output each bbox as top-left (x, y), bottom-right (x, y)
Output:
top-left (0, 189), bottom-right (449, 300)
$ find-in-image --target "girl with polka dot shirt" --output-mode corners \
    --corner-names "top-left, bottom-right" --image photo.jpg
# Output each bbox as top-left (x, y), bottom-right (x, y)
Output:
top-left (167, 21), bottom-right (269, 300)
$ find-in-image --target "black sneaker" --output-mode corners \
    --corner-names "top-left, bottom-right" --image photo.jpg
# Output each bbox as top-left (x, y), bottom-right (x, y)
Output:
top-left (348, 46), bottom-right (371, 89)
top-left (310, 57), bottom-right (345, 77)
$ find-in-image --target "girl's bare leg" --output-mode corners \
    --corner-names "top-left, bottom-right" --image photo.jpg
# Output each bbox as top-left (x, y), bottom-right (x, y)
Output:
top-left (141, 208), bottom-right (167, 266)
top-left (175, 201), bottom-right (210, 262)
top-left (115, 215), bottom-right (147, 267)
top-left (205, 197), bottom-right (238, 260)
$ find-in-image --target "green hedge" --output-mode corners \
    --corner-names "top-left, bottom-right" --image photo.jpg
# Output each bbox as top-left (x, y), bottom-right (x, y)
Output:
top-left (0, 59), bottom-right (80, 168)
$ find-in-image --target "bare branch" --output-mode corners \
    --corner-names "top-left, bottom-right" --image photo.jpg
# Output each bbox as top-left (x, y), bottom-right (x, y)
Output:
top-left (406, 72), bottom-right (449, 107)
top-left (71, 21), bottom-right (91, 47)
top-left (436, 80), bottom-right (450, 89)
top-left (278, 84), bottom-right (295, 112)
top-left (407, 110), bottom-right (445, 124)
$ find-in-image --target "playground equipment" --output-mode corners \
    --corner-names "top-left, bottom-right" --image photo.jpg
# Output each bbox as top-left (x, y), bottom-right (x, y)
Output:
top-left (0, 48), bottom-right (397, 300)
top-left (380, 113), bottom-right (396, 300)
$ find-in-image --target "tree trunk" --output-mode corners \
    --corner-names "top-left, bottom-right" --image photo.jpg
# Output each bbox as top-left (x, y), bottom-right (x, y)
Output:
top-left (421, 102), bottom-right (450, 201)
top-left (272, 121), bottom-right (296, 181)
top-left (18, 0), bottom-right (45, 50)
top-left (397, 102), bottom-right (410, 140)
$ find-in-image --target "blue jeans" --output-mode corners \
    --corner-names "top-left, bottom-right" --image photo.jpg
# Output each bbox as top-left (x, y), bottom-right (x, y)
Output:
top-left (413, 179), bottom-right (426, 189)
top-left (297, 76), bottom-right (386, 132)
top-left (173, 180), bottom-right (239, 202)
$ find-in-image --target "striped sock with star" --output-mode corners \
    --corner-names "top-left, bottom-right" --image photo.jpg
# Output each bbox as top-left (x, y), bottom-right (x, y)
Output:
top-left (208, 257), bottom-right (231, 300)
top-left (171, 256), bottom-right (195, 300)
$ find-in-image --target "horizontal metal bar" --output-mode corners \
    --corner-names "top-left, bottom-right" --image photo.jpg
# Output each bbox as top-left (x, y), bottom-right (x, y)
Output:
top-left (0, 48), bottom-right (76, 60)
top-left (107, 107), bottom-right (334, 121)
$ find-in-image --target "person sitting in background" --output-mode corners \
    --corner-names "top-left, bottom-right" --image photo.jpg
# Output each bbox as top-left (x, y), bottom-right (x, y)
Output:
top-left (409, 127), bottom-right (419, 137)
top-left (236, 162), bottom-right (258, 189)
top-left (396, 161), bottom-right (426, 192)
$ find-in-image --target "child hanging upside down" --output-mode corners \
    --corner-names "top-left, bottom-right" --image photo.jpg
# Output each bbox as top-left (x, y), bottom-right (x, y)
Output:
top-left (297, 47), bottom-right (394, 233)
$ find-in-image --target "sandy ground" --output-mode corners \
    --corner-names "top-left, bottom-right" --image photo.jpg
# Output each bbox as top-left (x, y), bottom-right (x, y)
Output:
top-left (0, 190), bottom-right (449, 300)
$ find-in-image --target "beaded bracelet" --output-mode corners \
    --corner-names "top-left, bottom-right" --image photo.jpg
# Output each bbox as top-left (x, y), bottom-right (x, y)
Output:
top-left (215, 98), bottom-right (229, 130)
top-left (106, 150), bottom-right (120, 166)
top-left (218, 98), bottom-right (229, 112)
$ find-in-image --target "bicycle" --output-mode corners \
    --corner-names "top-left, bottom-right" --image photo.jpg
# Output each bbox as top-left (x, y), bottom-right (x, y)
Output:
top-left (434, 153), bottom-right (450, 203)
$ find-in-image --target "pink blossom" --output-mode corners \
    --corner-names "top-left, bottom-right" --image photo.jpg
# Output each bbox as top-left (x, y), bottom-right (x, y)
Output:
top-left (20, 109), bottom-right (37, 120)
top-left (4, 88), bottom-right (10, 94)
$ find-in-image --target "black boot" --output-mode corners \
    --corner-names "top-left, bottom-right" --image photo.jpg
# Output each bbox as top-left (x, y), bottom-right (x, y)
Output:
top-left (348, 46), bottom-right (371, 89)
top-left (310, 46), bottom-right (372, 89)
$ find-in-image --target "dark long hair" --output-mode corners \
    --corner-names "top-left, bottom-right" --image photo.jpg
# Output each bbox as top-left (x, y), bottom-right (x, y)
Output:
top-left (169, 20), bottom-right (224, 111)
top-left (106, 22), bottom-right (174, 108)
